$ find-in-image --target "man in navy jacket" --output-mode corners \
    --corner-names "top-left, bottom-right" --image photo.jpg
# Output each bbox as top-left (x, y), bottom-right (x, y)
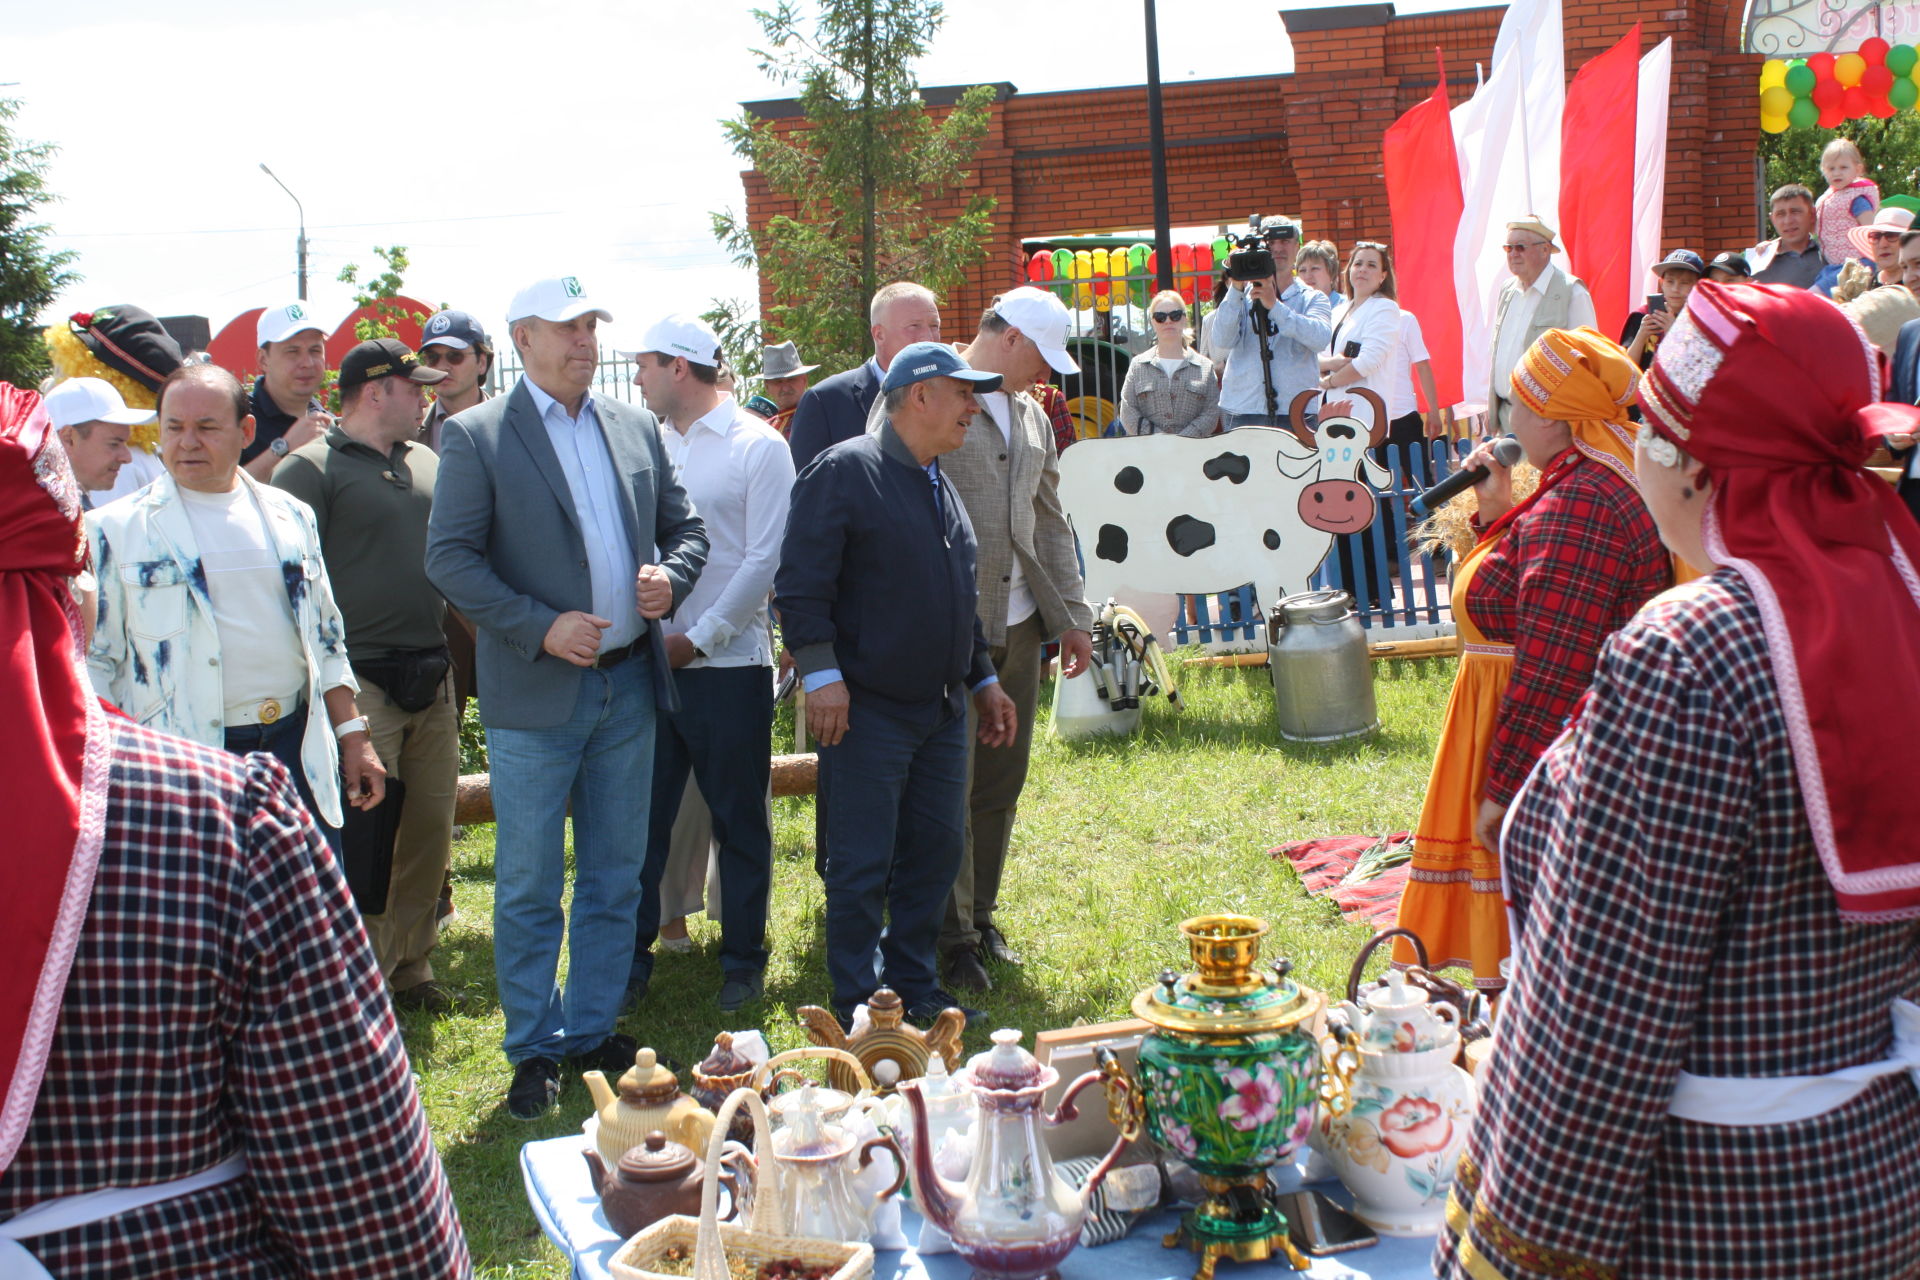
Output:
top-left (776, 343), bottom-right (1017, 1026)
top-left (787, 282), bottom-right (943, 472)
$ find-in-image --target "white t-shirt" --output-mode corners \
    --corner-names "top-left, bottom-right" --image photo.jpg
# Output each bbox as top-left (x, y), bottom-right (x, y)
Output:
top-left (976, 391), bottom-right (1037, 627)
top-left (1154, 356), bottom-right (1185, 378)
top-left (176, 484), bottom-right (307, 709)
top-left (1387, 310), bottom-right (1432, 421)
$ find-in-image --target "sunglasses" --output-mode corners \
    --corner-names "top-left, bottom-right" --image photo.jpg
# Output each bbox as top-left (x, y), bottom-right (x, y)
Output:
top-left (1152, 310), bottom-right (1186, 323)
top-left (1867, 229), bottom-right (1903, 241)
top-left (421, 346), bottom-right (472, 366)
top-left (1502, 242), bottom-right (1545, 253)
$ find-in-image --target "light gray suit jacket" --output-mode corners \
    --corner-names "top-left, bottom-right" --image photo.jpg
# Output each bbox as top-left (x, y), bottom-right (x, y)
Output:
top-left (867, 384), bottom-right (1092, 644)
top-left (425, 380), bottom-right (708, 729)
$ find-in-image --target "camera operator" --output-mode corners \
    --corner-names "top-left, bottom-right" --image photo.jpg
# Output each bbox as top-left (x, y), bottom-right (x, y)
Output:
top-left (1211, 217), bottom-right (1333, 429)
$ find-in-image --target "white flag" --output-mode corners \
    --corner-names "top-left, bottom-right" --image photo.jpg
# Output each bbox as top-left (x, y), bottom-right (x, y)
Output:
top-left (1632, 40), bottom-right (1675, 306)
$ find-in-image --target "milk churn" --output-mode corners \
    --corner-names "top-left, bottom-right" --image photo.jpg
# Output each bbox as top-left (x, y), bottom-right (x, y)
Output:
top-left (1267, 590), bottom-right (1377, 742)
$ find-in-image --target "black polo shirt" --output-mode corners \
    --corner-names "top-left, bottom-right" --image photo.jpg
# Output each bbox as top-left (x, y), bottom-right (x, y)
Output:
top-left (241, 376), bottom-right (325, 465)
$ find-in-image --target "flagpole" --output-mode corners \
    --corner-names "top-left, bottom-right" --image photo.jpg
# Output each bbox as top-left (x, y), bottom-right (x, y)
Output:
top-left (1517, 44), bottom-right (1535, 213)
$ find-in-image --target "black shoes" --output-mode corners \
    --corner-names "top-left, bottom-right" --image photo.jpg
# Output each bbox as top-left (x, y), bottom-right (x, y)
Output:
top-left (942, 945), bottom-right (991, 992)
top-left (391, 980), bottom-right (455, 1016)
top-left (717, 971), bottom-right (764, 1013)
top-left (979, 925), bottom-right (1023, 966)
top-left (507, 1056), bottom-right (560, 1119)
top-left (907, 988), bottom-right (985, 1030)
top-left (565, 1032), bottom-right (639, 1080)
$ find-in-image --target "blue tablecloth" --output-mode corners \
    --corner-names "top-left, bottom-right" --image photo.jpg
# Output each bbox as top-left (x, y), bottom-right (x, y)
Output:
top-left (521, 1135), bottom-right (1439, 1280)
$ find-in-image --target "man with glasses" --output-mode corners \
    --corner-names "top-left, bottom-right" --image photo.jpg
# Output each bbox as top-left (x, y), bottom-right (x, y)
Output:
top-left (1212, 216), bottom-right (1332, 429)
top-left (1486, 216), bottom-right (1595, 431)
top-left (419, 310), bottom-right (495, 451)
top-left (1837, 206), bottom-right (1915, 298)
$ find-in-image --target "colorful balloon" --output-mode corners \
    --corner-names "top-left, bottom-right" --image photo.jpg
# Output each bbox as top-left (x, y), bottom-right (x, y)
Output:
top-left (1893, 77), bottom-right (1919, 109)
top-left (1761, 85), bottom-right (1795, 115)
top-left (1818, 103), bottom-right (1847, 128)
top-left (1813, 79), bottom-right (1844, 109)
top-left (1211, 236), bottom-right (1231, 265)
top-left (1836, 52), bottom-right (1867, 86)
top-left (1759, 58), bottom-right (1789, 89)
top-left (1863, 65), bottom-right (1894, 94)
top-left (1889, 45), bottom-right (1918, 77)
top-left (1760, 111), bottom-right (1791, 134)
top-left (1843, 84), bottom-right (1871, 116)
top-left (1862, 36), bottom-right (1890, 65)
top-left (1871, 90), bottom-right (1898, 118)
top-left (1052, 248), bottom-right (1073, 281)
top-left (1790, 96), bottom-right (1821, 128)
top-left (1785, 62), bottom-right (1817, 95)
top-left (1810, 52), bottom-right (1837, 78)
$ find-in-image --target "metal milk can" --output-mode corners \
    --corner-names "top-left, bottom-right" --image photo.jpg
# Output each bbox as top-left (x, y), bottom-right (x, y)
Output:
top-left (1267, 589), bottom-right (1378, 742)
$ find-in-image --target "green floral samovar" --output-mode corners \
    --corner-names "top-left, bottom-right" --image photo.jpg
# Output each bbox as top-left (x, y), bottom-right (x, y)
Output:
top-left (1127, 914), bottom-right (1325, 1277)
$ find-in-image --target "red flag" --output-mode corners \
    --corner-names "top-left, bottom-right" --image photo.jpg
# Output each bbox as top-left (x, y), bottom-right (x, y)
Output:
top-left (1384, 51), bottom-right (1465, 411)
top-left (1560, 25), bottom-right (1641, 344)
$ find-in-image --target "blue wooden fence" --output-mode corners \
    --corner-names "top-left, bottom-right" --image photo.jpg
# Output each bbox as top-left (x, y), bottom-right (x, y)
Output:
top-left (1169, 437), bottom-right (1476, 647)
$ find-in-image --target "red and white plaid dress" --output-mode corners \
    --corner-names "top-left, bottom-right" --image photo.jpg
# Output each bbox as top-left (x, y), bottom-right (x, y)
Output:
top-left (1435, 574), bottom-right (1920, 1279)
top-left (0, 719), bottom-right (470, 1277)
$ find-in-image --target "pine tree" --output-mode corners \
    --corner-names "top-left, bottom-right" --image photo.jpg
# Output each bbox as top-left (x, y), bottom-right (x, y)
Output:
top-left (0, 97), bottom-right (80, 387)
top-left (711, 0), bottom-right (997, 375)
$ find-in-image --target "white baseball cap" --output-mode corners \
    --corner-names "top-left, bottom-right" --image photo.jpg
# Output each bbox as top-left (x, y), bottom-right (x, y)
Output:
top-left (992, 286), bottom-right (1079, 375)
top-left (621, 314), bottom-right (722, 366)
top-left (506, 275), bottom-right (613, 326)
top-left (256, 300), bottom-right (329, 346)
top-left (44, 377), bottom-right (155, 430)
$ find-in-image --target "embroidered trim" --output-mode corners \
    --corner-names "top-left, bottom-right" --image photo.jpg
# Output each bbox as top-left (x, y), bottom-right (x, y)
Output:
top-left (1462, 641), bottom-right (1516, 656)
top-left (1639, 374), bottom-right (1691, 441)
top-left (1655, 306), bottom-right (1722, 404)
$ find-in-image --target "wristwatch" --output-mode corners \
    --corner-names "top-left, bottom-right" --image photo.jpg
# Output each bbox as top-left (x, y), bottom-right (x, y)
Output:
top-left (269, 436), bottom-right (291, 458)
top-left (333, 715), bottom-right (370, 740)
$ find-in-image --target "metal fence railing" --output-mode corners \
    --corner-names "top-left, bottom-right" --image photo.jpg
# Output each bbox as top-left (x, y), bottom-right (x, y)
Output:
top-left (489, 347), bottom-right (642, 404)
top-left (1167, 437), bottom-right (1477, 648)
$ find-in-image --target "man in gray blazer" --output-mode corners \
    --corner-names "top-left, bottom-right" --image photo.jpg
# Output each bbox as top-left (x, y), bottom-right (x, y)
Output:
top-left (866, 288), bottom-right (1094, 991)
top-left (425, 276), bottom-right (707, 1119)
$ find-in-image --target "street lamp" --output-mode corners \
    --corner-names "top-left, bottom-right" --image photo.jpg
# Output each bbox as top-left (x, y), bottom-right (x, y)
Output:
top-left (258, 163), bottom-right (309, 301)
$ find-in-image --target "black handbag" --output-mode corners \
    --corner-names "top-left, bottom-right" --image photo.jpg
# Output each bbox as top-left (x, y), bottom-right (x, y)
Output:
top-left (353, 646), bottom-right (452, 714)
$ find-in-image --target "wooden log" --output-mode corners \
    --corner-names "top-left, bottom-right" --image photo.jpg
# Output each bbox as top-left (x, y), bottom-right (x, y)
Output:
top-left (452, 752), bottom-right (820, 826)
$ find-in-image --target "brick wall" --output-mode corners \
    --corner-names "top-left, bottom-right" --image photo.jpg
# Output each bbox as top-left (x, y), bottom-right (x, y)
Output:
top-left (741, 0), bottom-right (1760, 341)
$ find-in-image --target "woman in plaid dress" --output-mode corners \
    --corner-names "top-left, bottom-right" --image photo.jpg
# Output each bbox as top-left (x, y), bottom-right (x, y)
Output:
top-left (1437, 283), bottom-right (1920, 1278)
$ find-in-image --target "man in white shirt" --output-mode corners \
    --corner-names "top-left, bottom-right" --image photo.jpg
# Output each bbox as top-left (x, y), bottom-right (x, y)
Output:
top-left (1486, 216), bottom-right (1596, 431)
top-left (87, 364), bottom-right (386, 853)
top-left (625, 315), bottom-right (794, 1013)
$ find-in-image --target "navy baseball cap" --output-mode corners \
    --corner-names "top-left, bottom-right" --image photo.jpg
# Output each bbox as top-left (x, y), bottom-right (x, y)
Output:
top-left (880, 342), bottom-right (1003, 394)
top-left (421, 309), bottom-right (490, 350)
top-left (1649, 249), bottom-right (1705, 278)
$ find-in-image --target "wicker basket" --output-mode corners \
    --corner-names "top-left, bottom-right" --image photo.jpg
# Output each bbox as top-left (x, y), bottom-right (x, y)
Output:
top-left (611, 1087), bottom-right (875, 1280)
top-left (750, 1045), bottom-right (874, 1103)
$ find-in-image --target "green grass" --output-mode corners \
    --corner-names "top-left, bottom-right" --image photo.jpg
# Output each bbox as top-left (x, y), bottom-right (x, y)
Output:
top-left (410, 655), bottom-right (1456, 1278)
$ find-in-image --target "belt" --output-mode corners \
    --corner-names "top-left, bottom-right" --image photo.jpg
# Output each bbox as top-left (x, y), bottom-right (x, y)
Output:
top-left (1668, 997), bottom-right (1920, 1126)
top-left (590, 639), bottom-right (640, 669)
top-left (0, 1154), bottom-right (246, 1279)
top-left (225, 694), bottom-right (306, 728)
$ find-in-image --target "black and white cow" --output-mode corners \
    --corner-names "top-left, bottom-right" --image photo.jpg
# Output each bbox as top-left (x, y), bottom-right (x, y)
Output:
top-left (1057, 389), bottom-right (1391, 615)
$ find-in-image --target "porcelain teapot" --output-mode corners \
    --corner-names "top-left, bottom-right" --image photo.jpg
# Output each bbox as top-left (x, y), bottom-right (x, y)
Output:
top-left (764, 1081), bottom-right (905, 1244)
top-left (1312, 929), bottom-right (1477, 1237)
top-left (584, 1047), bottom-right (717, 1169)
top-left (899, 1029), bottom-right (1138, 1280)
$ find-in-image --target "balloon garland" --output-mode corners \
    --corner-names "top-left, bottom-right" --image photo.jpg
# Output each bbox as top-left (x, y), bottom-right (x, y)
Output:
top-left (1759, 39), bottom-right (1919, 132)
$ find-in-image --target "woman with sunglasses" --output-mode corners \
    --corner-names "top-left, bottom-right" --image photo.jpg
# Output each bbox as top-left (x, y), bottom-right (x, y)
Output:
top-left (1116, 289), bottom-right (1220, 437)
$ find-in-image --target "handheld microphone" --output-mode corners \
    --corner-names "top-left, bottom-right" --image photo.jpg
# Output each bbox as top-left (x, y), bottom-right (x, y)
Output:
top-left (1406, 437), bottom-right (1524, 520)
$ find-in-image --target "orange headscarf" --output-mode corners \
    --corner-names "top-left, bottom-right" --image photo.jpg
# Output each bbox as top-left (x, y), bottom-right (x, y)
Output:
top-left (1508, 326), bottom-right (1640, 488)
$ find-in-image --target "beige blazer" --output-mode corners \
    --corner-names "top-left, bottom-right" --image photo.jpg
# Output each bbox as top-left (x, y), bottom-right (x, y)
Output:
top-left (866, 385), bottom-right (1094, 644)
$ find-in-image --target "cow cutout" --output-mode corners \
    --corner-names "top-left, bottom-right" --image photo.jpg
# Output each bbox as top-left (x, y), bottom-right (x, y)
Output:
top-left (1057, 389), bottom-right (1390, 631)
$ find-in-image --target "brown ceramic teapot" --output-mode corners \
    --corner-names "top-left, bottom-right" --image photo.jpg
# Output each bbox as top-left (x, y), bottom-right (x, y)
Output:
top-left (583, 1130), bottom-right (748, 1239)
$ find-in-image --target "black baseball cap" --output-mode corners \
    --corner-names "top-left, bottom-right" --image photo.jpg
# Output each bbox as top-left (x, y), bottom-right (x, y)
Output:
top-left (337, 338), bottom-right (447, 394)
top-left (421, 309), bottom-right (489, 350)
top-left (70, 304), bottom-right (185, 393)
top-left (1708, 251), bottom-right (1751, 278)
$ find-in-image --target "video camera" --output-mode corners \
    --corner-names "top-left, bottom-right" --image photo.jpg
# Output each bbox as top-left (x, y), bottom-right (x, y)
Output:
top-left (1225, 214), bottom-right (1300, 282)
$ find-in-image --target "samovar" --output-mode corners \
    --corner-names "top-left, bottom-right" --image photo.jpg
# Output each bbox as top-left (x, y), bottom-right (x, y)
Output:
top-left (1115, 914), bottom-right (1326, 1278)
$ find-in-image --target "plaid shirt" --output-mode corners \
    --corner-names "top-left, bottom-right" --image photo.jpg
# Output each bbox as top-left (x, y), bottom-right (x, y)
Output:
top-left (1033, 383), bottom-right (1076, 455)
top-left (1465, 451), bottom-right (1669, 806)
top-left (1437, 574), bottom-right (1920, 1279)
top-left (0, 719), bottom-right (470, 1278)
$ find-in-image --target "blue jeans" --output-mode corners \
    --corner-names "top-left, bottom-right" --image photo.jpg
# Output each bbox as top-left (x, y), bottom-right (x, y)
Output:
top-left (1224, 409), bottom-right (1316, 431)
top-left (818, 703), bottom-right (968, 1010)
top-left (486, 653), bottom-right (655, 1064)
top-left (225, 702), bottom-right (341, 859)
top-left (635, 665), bottom-right (775, 983)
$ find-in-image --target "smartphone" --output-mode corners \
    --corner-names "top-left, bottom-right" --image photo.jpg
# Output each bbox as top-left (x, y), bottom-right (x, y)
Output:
top-left (1342, 340), bottom-right (1363, 359)
top-left (1646, 293), bottom-right (1668, 314)
top-left (1278, 1189), bottom-right (1378, 1256)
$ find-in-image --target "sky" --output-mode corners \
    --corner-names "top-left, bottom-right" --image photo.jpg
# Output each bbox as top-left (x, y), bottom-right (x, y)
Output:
top-left (9, 0), bottom-right (1476, 346)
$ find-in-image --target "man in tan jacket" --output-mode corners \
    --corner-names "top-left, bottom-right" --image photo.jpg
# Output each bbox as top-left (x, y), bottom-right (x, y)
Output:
top-left (868, 287), bottom-right (1094, 990)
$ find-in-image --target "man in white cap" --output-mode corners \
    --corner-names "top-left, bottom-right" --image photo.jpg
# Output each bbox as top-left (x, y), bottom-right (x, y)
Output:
top-left (425, 276), bottom-right (707, 1119)
top-left (1486, 215), bottom-right (1596, 431)
top-left (242, 301), bottom-right (334, 481)
top-left (625, 315), bottom-right (794, 1013)
top-left (45, 376), bottom-right (150, 503)
top-left (862, 287), bottom-right (1093, 991)
top-left (758, 340), bottom-right (818, 437)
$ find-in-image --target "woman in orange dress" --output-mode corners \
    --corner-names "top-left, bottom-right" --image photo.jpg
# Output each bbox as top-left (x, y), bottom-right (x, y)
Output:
top-left (1394, 329), bottom-right (1670, 986)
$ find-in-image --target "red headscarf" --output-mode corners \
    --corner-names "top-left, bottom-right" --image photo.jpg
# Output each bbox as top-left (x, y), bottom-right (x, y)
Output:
top-left (1640, 283), bottom-right (1920, 921)
top-left (0, 383), bottom-right (111, 1171)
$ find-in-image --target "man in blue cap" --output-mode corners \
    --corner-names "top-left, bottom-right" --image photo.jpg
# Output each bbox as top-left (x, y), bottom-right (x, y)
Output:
top-left (418, 309), bottom-right (494, 452)
top-left (775, 342), bottom-right (1018, 1029)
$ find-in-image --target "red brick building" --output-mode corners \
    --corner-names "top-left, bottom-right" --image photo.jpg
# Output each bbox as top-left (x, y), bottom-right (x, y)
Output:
top-left (741, 0), bottom-right (1760, 342)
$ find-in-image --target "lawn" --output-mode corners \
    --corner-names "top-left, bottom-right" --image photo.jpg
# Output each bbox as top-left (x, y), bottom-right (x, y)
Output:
top-left (409, 655), bottom-right (1457, 1278)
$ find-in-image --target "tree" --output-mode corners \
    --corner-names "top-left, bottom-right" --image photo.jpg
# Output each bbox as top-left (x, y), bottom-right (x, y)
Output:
top-left (337, 245), bottom-right (423, 341)
top-left (712, 0), bottom-right (997, 375)
top-left (0, 96), bottom-right (80, 388)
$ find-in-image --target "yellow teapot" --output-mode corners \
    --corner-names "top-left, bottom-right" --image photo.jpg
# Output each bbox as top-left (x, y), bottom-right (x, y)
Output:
top-left (583, 1047), bottom-right (716, 1168)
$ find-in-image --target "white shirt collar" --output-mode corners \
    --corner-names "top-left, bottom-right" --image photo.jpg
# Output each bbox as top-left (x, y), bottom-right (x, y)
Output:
top-left (522, 376), bottom-right (595, 423)
top-left (1521, 265), bottom-right (1556, 298)
top-left (683, 395), bottom-right (745, 440)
